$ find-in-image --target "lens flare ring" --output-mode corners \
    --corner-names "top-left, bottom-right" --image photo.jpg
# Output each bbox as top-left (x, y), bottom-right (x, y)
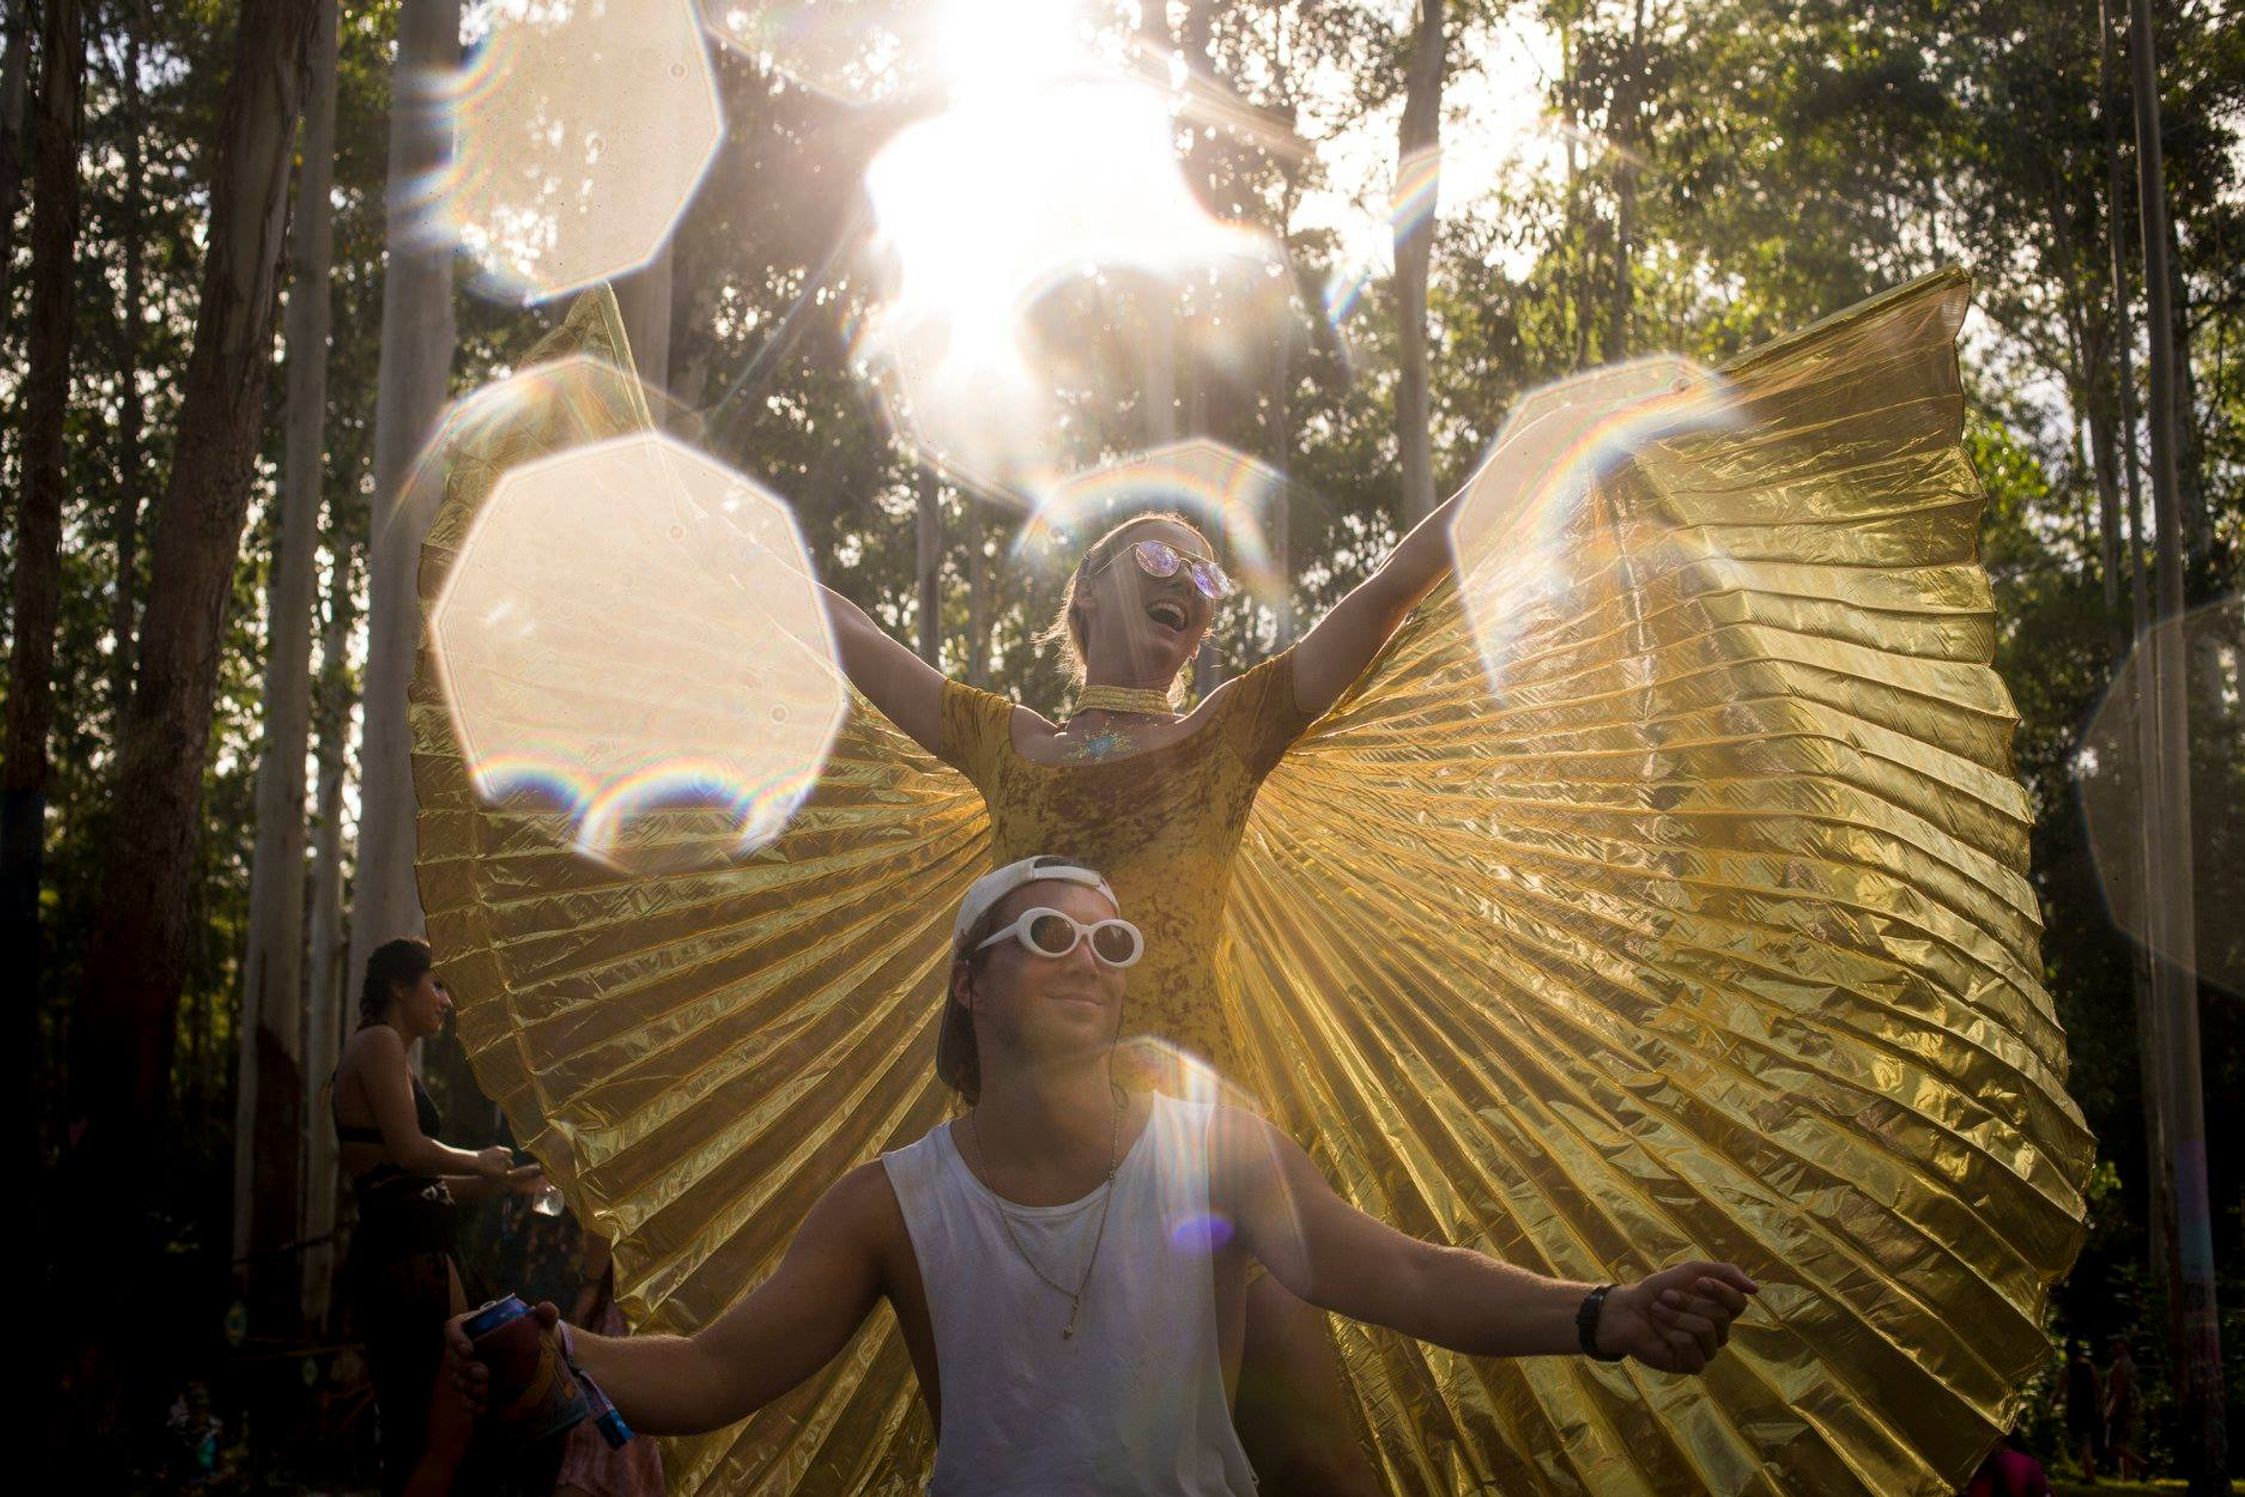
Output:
top-left (429, 427), bottom-right (845, 873)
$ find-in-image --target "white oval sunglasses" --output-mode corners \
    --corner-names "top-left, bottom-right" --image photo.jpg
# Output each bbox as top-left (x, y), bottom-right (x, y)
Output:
top-left (975, 908), bottom-right (1144, 968)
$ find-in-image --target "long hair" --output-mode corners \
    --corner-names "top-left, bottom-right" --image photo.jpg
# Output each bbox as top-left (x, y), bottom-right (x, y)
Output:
top-left (358, 937), bottom-right (433, 1029)
top-left (1034, 510), bottom-right (1216, 695)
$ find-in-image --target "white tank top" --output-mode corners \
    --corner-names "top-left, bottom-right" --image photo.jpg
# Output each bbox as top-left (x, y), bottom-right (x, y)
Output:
top-left (882, 1093), bottom-right (1257, 1496)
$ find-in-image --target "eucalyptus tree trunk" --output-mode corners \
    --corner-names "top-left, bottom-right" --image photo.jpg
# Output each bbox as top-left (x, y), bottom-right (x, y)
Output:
top-left (300, 535), bottom-right (357, 1332)
top-left (350, 0), bottom-right (460, 990)
top-left (1603, 0), bottom-right (1647, 363)
top-left (2125, 0), bottom-right (2224, 1485)
top-left (1392, 0), bottom-right (1443, 523)
top-left (4, 0), bottom-right (82, 1087)
top-left (233, 0), bottom-right (338, 1324)
top-left (966, 498), bottom-right (990, 687)
top-left (110, 25), bottom-right (145, 721)
top-left (916, 468), bottom-right (941, 665)
top-left (0, 0), bottom-right (32, 319)
top-left (65, 0), bottom-right (319, 1418)
top-left (2097, 0), bottom-right (2171, 1306)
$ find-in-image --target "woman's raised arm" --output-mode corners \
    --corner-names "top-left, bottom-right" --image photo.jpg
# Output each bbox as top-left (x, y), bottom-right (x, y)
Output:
top-left (821, 585), bottom-right (948, 757)
top-left (1290, 480), bottom-right (1468, 719)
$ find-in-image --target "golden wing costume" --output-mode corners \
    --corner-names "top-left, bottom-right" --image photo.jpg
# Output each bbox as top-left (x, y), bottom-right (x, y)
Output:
top-left (411, 269), bottom-right (2091, 1495)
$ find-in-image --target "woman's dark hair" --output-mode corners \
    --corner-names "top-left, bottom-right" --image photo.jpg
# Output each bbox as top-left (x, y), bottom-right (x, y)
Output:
top-left (358, 937), bottom-right (434, 1028)
top-left (1035, 510), bottom-right (1216, 696)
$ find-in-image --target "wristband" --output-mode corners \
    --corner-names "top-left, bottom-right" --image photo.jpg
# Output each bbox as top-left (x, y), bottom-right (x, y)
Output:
top-left (557, 1319), bottom-right (635, 1447)
top-left (1576, 1284), bottom-right (1625, 1362)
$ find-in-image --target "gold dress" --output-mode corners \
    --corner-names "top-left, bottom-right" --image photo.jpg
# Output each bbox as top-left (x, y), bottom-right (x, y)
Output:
top-left (936, 654), bottom-right (1311, 1072)
top-left (411, 271), bottom-right (2092, 1495)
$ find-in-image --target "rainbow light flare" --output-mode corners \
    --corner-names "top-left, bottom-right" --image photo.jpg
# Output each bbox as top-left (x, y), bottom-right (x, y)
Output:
top-left (442, 0), bottom-right (723, 303)
top-left (1016, 439), bottom-right (1286, 601)
top-left (1449, 358), bottom-right (1743, 699)
top-left (1322, 144), bottom-right (1443, 333)
top-left (429, 430), bottom-right (847, 873)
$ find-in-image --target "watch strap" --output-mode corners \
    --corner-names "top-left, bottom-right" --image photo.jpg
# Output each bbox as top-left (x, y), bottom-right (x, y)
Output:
top-left (1576, 1283), bottom-right (1625, 1361)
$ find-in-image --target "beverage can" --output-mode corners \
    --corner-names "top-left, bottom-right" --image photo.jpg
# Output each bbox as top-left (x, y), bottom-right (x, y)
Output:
top-left (465, 1294), bottom-right (588, 1442)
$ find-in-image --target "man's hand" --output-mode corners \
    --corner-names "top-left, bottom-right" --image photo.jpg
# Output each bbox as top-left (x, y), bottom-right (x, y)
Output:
top-left (444, 1299), bottom-right (563, 1414)
top-left (1598, 1262), bottom-right (1759, 1374)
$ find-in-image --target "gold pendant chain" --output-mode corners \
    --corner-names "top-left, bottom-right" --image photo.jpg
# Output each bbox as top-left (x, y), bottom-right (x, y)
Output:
top-left (967, 1088), bottom-right (1124, 1340)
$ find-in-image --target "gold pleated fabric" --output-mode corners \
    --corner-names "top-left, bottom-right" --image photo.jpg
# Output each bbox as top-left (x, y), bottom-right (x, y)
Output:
top-left (411, 269), bottom-right (2091, 1496)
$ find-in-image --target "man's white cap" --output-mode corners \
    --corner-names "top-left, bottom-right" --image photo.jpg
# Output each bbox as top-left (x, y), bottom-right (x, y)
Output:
top-left (950, 855), bottom-right (1119, 955)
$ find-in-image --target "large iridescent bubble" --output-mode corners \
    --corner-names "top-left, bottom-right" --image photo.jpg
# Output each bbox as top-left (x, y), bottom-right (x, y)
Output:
top-left (429, 426), bottom-right (844, 873)
top-left (447, 0), bottom-right (723, 302)
top-left (2076, 596), bottom-right (2244, 998)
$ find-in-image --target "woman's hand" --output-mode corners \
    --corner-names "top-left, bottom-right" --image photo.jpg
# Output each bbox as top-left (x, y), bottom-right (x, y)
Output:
top-left (504, 1162), bottom-right (546, 1193)
top-left (1599, 1262), bottom-right (1758, 1374)
top-left (474, 1144), bottom-right (513, 1179)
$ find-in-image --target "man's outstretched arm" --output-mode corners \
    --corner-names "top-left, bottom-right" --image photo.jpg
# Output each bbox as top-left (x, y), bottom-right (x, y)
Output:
top-left (1215, 1110), bottom-right (1757, 1373)
top-left (447, 1161), bottom-right (897, 1434)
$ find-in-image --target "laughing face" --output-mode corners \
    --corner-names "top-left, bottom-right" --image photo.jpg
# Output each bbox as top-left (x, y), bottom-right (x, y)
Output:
top-left (1073, 518), bottom-right (1217, 687)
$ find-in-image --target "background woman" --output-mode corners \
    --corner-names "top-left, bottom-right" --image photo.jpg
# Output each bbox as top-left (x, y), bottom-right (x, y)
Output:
top-left (333, 936), bottom-right (543, 1495)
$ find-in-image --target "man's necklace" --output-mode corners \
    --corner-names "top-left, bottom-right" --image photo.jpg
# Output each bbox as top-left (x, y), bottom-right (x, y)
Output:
top-left (965, 1089), bottom-right (1125, 1341)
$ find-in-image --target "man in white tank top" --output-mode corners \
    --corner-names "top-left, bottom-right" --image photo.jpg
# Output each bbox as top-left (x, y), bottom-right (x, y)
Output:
top-left (446, 856), bottom-right (1759, 1493)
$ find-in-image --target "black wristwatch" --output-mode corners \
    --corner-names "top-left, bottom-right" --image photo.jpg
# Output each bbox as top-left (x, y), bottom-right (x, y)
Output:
top-left (1576, 1283), bottom-right (1626, 1361)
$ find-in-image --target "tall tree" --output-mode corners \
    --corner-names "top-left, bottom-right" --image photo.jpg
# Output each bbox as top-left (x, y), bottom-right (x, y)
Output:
top-left (916, 467), bottom-right (941, 664)
top-left (0, 0), bottom-right (31, 318)
top-left (63, 0), bottom-right (319, 1416)
top-left (106, 17), bottom-right (144, 722)
top-left (349, 0), bottom-right (458, 987)
top-left (3, 0), bottom-right (81, 1085)
top-left (1603, 0), bottom-right (1648, 361)
top-left (2125, 0), bottom-right (2224, 1485)
top-left (1393, 0), bottom-right (1443, 522)
top-left (299, 533), bottom-right (355, 1331)
top-left (232, 0), bottom-right (338, 1324)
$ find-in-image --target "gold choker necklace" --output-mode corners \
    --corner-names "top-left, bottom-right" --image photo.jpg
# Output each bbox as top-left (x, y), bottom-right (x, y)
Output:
top-left (1073, 685), bottom-right (1176, 718)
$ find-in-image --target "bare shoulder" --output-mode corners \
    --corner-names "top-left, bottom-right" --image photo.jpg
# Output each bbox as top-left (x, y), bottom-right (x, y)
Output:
top-left (340, 1024), bottom-right (404, 1075)
top-left (813, 1160), bottom-right (911, 1252)
top-left (1205, 1106), bottom-right (1295, 1192)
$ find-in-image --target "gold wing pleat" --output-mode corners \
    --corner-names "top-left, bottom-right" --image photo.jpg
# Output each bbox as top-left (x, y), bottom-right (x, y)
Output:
top-left (410, 289), bottom-right (976, 1492)
top-left (1225, 268), bottom-right (2091, 1496)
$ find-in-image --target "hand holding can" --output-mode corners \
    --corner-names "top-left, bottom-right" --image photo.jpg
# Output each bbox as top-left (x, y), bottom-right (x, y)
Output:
top-left (460, 1295), bottom-right (588, 1441)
